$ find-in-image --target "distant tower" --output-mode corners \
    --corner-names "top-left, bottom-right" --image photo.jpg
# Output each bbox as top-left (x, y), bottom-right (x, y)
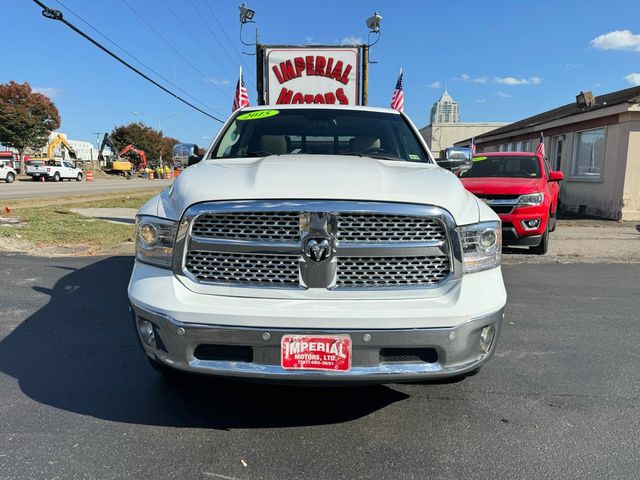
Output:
top-left (430, 87), bottom-right (460, 124)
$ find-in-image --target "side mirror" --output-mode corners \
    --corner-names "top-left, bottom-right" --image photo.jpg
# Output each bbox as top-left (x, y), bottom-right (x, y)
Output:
top-left (188, 154), bottom-right (203, 166)
top-left (549, 170), bottom-right (564, 182)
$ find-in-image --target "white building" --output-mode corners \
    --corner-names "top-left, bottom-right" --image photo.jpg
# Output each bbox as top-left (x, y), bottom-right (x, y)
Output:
top-left (47, 132), bottom-right (107, 161)
top-left (430, 89), bottom-right (460, 124)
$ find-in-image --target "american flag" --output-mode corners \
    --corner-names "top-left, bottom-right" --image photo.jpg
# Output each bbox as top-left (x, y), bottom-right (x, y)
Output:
top-left (232, 66), bottom-right (249, 111)
top-left (470, 137), bottom-right (477, 156)
top-left (536, 131), bottom-right (545, 156)
top-left (390, 68), bottom-right (404, 112)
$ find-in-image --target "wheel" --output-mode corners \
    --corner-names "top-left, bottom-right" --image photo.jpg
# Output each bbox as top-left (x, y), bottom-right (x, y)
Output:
top-left (53, 172), bottom-right (61, 182)
top-left (76, 173), bottom-right (83, 182)
top-left (5, 172), bottom-right (15, 183)
top-left (548, 209), bottom-right (557, 232)
top-left (31, 176), bottom-right (39, 182)
top-left (530, 225), bottom-right (549, 255)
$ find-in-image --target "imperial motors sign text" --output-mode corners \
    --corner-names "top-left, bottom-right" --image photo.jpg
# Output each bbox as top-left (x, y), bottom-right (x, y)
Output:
top-left (265, 47), bottom-right (360, 105)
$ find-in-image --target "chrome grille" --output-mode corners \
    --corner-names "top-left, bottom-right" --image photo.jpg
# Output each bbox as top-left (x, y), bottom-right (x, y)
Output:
top-left (192, 212), bottom-right (300, 242)
top-left (337, 214), bottom-right (446, 243)
top-left (185, 251), bottom-right (299, 286)
top-left (336, 256), bottom-right (451, 288)
top-left (179, 201), bottom-right (458, 291)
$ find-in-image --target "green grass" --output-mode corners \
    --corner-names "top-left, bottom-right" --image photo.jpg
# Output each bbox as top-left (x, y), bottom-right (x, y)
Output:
top-left (0, 192), bottom-right (159, 252)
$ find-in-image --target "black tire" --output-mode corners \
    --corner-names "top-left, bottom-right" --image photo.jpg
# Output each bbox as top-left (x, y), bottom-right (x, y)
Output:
top-left (530, 225), bottom-right (549, 255)
top-left (76, 173), bottom-right (83, 182)
top-left (5, 172), bottom-right (15, 184)
top-left (31, 176), bottom-right (39, 182)
top-left (549, 209), bottom-right (557, 232)
top-left (53, 172), bottom-right (61, 182)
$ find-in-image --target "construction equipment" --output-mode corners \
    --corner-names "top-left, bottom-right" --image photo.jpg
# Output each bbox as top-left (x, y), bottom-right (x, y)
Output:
top-left (32, 134), bottom-right (78, 161)
top-left (119, 145), bottom-right (148, 170)
top-left (98, 134), bottom-right (132, 174)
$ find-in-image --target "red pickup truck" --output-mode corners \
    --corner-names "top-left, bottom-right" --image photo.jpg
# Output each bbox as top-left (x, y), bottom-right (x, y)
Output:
top-left (459, 152), bottom-right (563, 254)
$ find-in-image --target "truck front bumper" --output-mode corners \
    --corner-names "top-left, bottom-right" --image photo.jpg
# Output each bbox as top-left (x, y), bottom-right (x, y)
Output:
top-left (131, 304), bottom-right (503, 383)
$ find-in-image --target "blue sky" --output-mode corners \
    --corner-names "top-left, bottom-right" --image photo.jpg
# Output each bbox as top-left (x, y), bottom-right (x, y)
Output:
top-left (4, 0), bottom-right (640, 147)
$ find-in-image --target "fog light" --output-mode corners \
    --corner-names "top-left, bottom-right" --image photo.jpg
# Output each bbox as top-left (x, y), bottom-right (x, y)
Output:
top-left (138, 319), bottom-right (156, 347)
top-left (522, 219), bottom-right (541, 230)
top-left (479, 325), bottom-right (495, 353)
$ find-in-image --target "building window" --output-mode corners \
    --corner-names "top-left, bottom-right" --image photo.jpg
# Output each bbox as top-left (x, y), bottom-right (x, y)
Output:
top-left (571, 128), bottom-right (605, 178)
top-left (522, 140), bottom-right (530, 152)
top-left (551, 135), bottom-right (565, 170)
top-left (510, 142), bottom-right (517, 152)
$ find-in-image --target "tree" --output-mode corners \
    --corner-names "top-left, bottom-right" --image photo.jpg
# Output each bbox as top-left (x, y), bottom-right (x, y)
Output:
top-left (0, 81), bottom-right (61, 162)
top-left (111, 123), bottom-right (180, 166)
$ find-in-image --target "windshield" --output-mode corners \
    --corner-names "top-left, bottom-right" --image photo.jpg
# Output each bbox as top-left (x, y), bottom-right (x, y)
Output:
top-left (460, 155), bottom-right (541, 178)
top-left (209, 108), bottom-right (431, 163)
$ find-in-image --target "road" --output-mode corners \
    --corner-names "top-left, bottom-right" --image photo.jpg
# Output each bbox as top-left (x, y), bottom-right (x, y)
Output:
top-left (0, 255), bottom-right (638, 479)
top-left (0, 178), bottom-right (173, 200)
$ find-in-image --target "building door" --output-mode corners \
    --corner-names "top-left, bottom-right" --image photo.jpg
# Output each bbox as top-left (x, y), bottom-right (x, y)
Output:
top-left (551, 134), bottom-right (565, 170)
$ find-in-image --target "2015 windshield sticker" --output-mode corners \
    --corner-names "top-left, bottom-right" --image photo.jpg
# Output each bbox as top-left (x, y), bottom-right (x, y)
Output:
top-left (237, 110), bottom-right (280, 120)
top-left (472, 156), bottom-right (488, 162)
top-left (408, 154), bottom-right (420, 160)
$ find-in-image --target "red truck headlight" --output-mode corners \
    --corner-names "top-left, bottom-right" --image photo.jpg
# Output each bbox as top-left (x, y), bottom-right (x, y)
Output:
top-left (517, 192), bottom-right (543, 206)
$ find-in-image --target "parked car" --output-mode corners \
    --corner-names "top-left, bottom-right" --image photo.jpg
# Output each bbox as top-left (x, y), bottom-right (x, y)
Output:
top-left (459, 152), bottom-right (563, 254)
top-left (128, 105), bottom-right (507, 384)
top-left (0, 160), bottom-right (16, 183)
top-left (25, 159), bottom-right (83, 182)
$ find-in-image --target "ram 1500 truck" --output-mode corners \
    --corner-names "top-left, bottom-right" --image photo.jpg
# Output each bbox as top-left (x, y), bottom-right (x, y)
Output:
top-left (128, 105), bottom-right (506, 383)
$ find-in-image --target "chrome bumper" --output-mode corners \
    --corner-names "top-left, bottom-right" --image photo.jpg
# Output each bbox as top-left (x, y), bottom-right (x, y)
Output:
top-left (131, 304), bottom-right (504, 383)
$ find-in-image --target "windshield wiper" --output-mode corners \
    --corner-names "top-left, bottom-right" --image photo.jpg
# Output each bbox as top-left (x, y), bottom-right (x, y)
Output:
top-left (241, 151), bottom-right (274, 158)
top-left (359, 153), bottom-right (404, 162)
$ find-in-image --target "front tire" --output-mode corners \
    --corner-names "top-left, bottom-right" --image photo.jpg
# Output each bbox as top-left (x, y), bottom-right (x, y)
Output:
top-left (530, 225), bottom-right (549, 255)
top-left (76, 173), bottom-right (83, 182)
top-left (53, 172), bottom-right (61, 182)
top-left (5, 172), bottom-right (15, 183)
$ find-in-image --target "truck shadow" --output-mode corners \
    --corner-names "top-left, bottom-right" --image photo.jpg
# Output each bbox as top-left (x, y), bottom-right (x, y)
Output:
top-left (0, 256), bottom-right (408, 430)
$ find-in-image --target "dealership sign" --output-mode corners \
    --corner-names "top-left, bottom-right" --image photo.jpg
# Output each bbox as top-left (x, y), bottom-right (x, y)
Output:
top-left (265, 46), bottom-right (360, 105)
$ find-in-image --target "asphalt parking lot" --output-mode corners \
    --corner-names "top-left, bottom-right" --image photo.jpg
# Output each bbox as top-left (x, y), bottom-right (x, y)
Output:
top-left (0, 254), bottom-right (638, 479)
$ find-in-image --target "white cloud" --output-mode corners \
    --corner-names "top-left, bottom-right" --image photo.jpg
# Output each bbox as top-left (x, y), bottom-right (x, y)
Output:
top-left (473, 76), bottom-right (488, 84)
top-left (426, 81), bottom-right (442, 88)
top-left (32, 86), bottom-right (61, 98)
top-left (494, 76), bottom-right (542, 85)
top-left (496, 92), bottom-right (512, 98)
top-left (206, 78), bottom-right (230, 86)
top-left (341, 36), bottom-right (363, 45)
top-left (304, 36), bottom-right (320, 45)
top-left (457, 74), bottom-right (491, 84)
top-left (562, 63), bottom-right (582, 70)
top-left (475, 98), bottom-right (487, 103)
top-left (624, 73), bottom-right (640, 86)
top-left (591, 30), bottom-right (640, 52)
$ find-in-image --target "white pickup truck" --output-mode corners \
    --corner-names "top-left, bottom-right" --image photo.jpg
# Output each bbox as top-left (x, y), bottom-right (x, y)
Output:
top-left (26, 159), bottom-right (83, 182)
top-left (0, 161), bottom-right (16, 183)
top-left (128, 105), bottom-right (506, 383)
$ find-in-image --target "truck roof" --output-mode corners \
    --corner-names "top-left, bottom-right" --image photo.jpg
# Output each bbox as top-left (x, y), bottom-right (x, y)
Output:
top-left (237, 104), bottom-right (402, 115)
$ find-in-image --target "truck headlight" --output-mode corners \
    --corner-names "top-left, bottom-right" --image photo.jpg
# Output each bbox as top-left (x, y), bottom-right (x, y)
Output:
top-left (459, 221), bottom-right (501, 273)
top-left (135, 215), bottom-right (178, 268)
top-left (517, 192), bottom-right (543, 206)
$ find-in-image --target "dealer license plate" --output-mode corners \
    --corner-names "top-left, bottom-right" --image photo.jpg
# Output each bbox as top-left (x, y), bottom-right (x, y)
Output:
top-left (281, 335), bottom-right (352, 371)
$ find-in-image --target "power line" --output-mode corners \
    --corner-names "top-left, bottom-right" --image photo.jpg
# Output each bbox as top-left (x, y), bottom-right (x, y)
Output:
top-left (203, 0), bottom-right (255, 78)
top-left (157, 0), bottom-right (235, 82)
top-left (191, 0), bottom-right (255, 85)
top-left (120, 0), bottom-right (231, 101)
top-left (53, 0), bottom-right (224, 118)
top-left (31, 0), bottom-right (225, 123)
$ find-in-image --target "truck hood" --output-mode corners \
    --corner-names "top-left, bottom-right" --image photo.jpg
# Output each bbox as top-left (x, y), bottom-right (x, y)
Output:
top-left (460, 177), bottom-right (544, 196)
top-left (154, 155), bottom-right (482, 225)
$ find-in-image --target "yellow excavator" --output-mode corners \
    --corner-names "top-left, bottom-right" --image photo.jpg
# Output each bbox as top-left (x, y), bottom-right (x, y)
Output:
top-left (31, 134), bottom-right (78, 161)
